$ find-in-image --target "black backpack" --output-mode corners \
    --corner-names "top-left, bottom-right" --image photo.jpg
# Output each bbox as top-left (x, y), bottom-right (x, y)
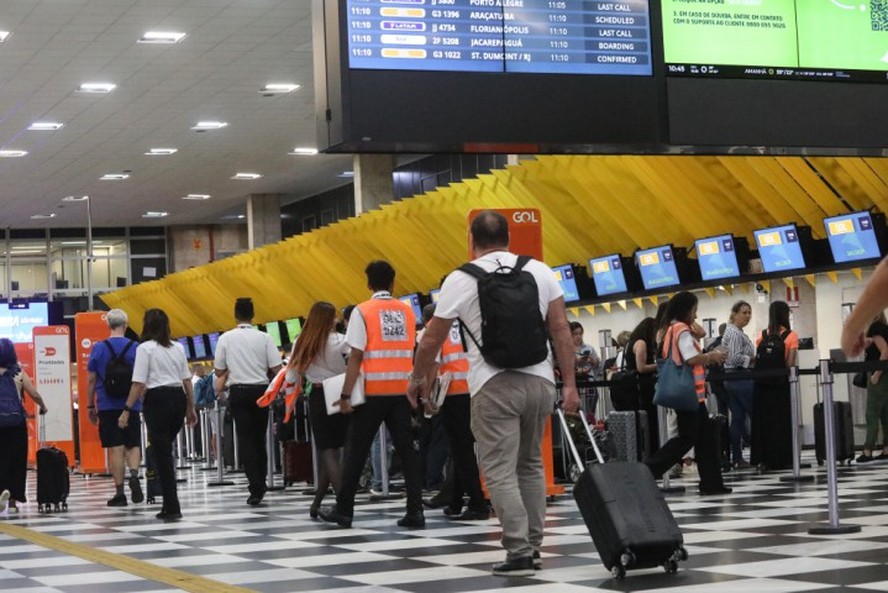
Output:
top-left (458, 255), bottom-right (549, 369)
top-left (103, 340), bottom-right (136, 399)
top-left (756, 329), bottom-right (790, 384)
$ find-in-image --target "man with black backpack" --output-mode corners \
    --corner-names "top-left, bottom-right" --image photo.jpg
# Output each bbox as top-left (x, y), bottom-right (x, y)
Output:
top-left (87, 309), bottom-right (143, 507)
top-left (410, 210), bottom-right (579, 577)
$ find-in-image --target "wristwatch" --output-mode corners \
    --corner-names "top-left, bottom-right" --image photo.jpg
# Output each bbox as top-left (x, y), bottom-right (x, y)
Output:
top-left (340, 393), bottom-right (351, 401)
top-left (123, 405), bottom-right (133, 413)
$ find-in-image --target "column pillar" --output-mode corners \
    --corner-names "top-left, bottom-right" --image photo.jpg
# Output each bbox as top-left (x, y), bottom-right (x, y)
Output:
top-left (247, 194), bottom-right (282, 249)
top-left (353, 154), bottom-right (395, 215)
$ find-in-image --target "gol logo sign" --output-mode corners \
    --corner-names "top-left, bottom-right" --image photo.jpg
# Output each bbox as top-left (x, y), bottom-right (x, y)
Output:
top-left (511, 211), bottom-right (539, 224)
top-left (40, 347), bottom-right (57, 357)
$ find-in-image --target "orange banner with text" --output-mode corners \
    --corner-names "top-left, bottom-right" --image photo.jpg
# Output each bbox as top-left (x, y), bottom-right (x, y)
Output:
top-left (14, 343), bottom-right (38, 464)
top-left (75, 312), bottom-right (111, 474)
top-left (467, 209), bottom-right (563, 496)
top-left (34, 326), bottom-right (75, 466)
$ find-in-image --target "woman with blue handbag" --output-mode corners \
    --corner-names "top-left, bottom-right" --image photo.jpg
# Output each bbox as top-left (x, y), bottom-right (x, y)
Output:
top-left (644, 292), bottom-right (732, 495)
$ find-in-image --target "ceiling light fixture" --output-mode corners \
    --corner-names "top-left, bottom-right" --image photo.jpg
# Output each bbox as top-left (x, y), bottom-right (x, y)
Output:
top-left (28, 122), bottom-right (64, 131)
top-left (231, 172), bottom-right (262, 180)
top-left (100, 173), bottom-right (130, 181)
top-left (78, 82), bottom-right (116, 94)
top-left (288, 147), bottom-right (318, 155)
top-left (182, 194), bottom-right (211, 200)
top-left (191, 121), bottom-right (228, 131)
top-left (0, 31), bottom-right (10, 43)
top-left (0, 150), bottom-right (27, 158)
top-left (138, 31), bottom-right (186, 44)
top-left (62, 195), bottom-right (89, 202)
top-left (29, 213), bottom-right (56, 220)
top-left (260, 83), bottom-right (300, 95)
top-left (145, 148), bottom-right (177, 156)
top-left (338, 170), bottom-right (355, 177)
top-left (142, 211), bottom-right (168, 218)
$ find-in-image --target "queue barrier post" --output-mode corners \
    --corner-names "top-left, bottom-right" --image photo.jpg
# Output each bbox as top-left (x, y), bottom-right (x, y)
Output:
top-left (781, 366), bottom-right (814, 484)
top-left (266, 410), bottom-right (283, 492)
top-left (658, 405), bottom-right (685, 494)
top-left (207, 405), bottom-right (234, 487)
top-left (808, 359), bottom-right (860, 535)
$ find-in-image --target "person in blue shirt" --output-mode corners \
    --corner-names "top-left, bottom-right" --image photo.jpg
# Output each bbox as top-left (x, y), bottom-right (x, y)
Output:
top-left (87, 309), bottom-right (142, 507)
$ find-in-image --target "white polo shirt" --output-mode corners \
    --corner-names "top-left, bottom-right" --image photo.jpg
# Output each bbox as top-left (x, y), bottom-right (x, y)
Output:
top-left (214, 324), bottom-right (281, 385)
top-left (434, 250), bottom-right (563, 395)
top-left (132, 341), bottom-right (191, 389)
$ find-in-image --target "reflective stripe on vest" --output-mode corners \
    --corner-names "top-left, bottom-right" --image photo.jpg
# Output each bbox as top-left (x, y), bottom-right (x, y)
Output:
top-left (440, 321), bottom-right (469, 396)
top-left (359, 299), bottom-right (416, 395)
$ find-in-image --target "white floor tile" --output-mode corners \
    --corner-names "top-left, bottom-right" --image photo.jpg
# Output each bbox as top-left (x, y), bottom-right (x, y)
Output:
top-left (696, 557), bottom-right (873, 577)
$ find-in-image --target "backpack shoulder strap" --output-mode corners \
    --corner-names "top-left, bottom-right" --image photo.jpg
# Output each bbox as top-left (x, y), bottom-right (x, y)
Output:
top-left (118, 340), bottom-right (135, 359)
top-left (779, 329), bottom-right (791, 341)
top-left (458, 318), bottom-right (482, 352)
top-left (104, 339), bottom-right (119, 360)
top-left (458, 262), bottom-right (486, 280)
top-left (514, 255), bottom-right (532, 272)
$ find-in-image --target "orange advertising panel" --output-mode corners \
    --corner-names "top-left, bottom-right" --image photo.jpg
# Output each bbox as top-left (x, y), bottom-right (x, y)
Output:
top-left (33, 326), bottom-right (75, 465)
top-left (467, 208), bottom-right (563, 496)
top-left (14, 343), bottom-right (38, 464)
top-left (75, 312), bottom-right (111, 474)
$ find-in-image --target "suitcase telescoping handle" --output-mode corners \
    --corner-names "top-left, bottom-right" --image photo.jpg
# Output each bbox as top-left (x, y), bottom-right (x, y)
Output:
top-left (38, 412), bottom-right (47, 448)
top-left (555, 403), bottom-right (605, 467)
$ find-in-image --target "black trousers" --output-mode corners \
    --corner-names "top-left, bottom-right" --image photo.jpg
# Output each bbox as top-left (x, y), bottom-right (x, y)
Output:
top-left (0, 422), bottom-right (28, 501)
top-left (442, 393), bottom-right (486, 512)
top-left (228, 384), bottom-right (269, 495)
top-left (337, 396), bottom-right (422, 517)
top-left (143, 387), bottom-right (186, 513)
top-left (644, 402), bottom-right (724, 491)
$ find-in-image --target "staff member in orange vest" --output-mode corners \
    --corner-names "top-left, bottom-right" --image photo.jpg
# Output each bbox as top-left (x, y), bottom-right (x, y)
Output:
top-left (425, 313), bottom-right (489, 520)
top-left (319, 260), bottom-right (425, 529)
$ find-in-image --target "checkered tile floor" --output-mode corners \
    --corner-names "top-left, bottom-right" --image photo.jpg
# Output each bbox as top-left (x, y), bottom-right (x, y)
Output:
top-left (3, 454), bottom-right (888, 592)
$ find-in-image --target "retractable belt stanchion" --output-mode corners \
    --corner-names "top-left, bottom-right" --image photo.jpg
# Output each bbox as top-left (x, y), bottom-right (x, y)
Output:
top-left (658, 405), bottom-right (685, 494)
top-left (207, 405), bottom-right (234, 487)
top-left (200, 409), bottom-right (215, 471)
top-left (230, 418), bottom-right (243, 473)
top-left (140, 414), bottom-right (148, 468)
top-left (781, 366), bottom-right (814, 483)
top-left (373, 426), bottom-right (403, 500)
top-left (266, 411), bottom-right (283, 492)
top-left (175, 429), bottom-right (190, 470)
top-left (808, 359), bottom-right (860, 535)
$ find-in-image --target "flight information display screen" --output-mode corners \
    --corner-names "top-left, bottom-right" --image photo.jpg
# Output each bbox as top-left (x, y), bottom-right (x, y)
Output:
top-left (662, 0), bottom-right (888, 82)
top-left (589, 254), bottom-right (628, 296)
top-left (824, 211), bottom-right (882, 263)
top-left (0, 302), bottom-right (48, 344)
top-left (754, 224), bottom-right (806, 273)
top-left (346, 0), bottom-right (653, 75)
top-left (695, 234), bottom-right (741, 281)
top-left (636, 246), bottom-right (681, 291)
top-left (192, 336), bottom-right (208, 360)
top-left (552, 264), bottom-right (581, 302)
top-left (399, 294), bottom-right (423, 321)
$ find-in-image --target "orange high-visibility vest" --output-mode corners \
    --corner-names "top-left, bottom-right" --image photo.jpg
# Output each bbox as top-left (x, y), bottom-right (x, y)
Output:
top-left (358, 298), bottom-right (416, 396)
top-left (664, 322), bottom-right (706, 403)
top-left (440, 321), bottom-right (469, 396)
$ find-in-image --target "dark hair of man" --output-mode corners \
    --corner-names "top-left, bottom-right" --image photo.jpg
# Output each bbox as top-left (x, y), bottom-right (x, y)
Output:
top-left (470, 210), bottom-right (509, 250)
top-left (666, 291), bottom-right (698, 325)
top-left (365, 260), bottom-right (395, 292)
top-left (768, 300), bottom-right (792, 334)
top-left (0, 338), bottom-right (18, 368)
top-left (142, 308), bottom-right (173, 348)
top-left (288, 301), bottom-right (337, 373)
top-left (235, 297), bottom-right (254, 322)
top-left (421, 303), bottom-right (436, 325)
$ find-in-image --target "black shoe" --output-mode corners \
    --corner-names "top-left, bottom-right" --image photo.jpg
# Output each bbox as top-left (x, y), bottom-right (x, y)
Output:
top-left (129, 476), bottom-right (144, 504)
top-left (492, 556), bottom-right (534, 577)
top-left (309, 505), bottom-right (319, 520)
top-left (532, 550), bottom-right (542, 570)
top-left (397, 511), bottom-right (426, 528)
top-left (699, 486), bottom-right (733, 496)
top-left (156, 510), bottom-right (182, 521)
top-left (106, 493), bottom-right (128, 507)
top-left (422, 497), bottom-right (450, 509)
top-left (453, 508), bottom-right (489, 521)
top-left (318, 506), bottom-right (352, 528)
top-left (442, 505), bottom-right (463, 517)
top-left (247, 494), bottom-right (263, 506)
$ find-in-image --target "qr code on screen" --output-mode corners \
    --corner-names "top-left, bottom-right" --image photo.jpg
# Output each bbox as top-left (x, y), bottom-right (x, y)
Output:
top-left (873, 0), bottom-right (888, 31)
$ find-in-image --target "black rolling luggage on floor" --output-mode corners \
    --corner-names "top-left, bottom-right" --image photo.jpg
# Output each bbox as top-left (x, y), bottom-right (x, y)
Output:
top-left (36, 422), bottom-right (70, 513)
top-left (556, 407), bottom-right (686, 580)
top-left (814, 401), bottom-right (854, 465)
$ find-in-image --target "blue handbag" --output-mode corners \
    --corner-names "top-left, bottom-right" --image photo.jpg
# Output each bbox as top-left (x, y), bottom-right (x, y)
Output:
top-left (653, 330), bottom-right (698, 413)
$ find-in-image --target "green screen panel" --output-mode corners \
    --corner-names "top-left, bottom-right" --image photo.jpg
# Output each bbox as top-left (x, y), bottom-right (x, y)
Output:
top-left (265, 322), bottom-right (282, 348)
top-left (285, 318), bottom-right (302, 342)
top-left (797, 1), bottom-right (888, 71)
top-left (661, 0), bottom-right (799, 67)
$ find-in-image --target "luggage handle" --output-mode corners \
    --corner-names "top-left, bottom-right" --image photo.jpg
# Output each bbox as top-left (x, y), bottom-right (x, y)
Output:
top-left (556, 404), bottom-right (605, 467)
top-left (38, 413), bottom-right (46, 448)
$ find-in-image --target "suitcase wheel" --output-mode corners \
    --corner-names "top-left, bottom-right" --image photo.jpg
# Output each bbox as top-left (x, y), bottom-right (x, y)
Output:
top-left (611, 565), bottom-right (626, 580)
top-left (147, 496), bottom-right (155, 505)
top-left (676, 546), bottom-right (689, 561)
top-left (663, 559), bottom-right (678, 574)
top-left (61, 502), bottom-right (68, 511)
top-left (620, 551), bottom-right (636, 568)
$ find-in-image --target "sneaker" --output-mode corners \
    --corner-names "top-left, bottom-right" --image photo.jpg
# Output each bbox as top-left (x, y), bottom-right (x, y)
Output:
top-left (156, 510), bottom-right (182, 521)
top-left (107, 493), bottom-right (128, 507)
top-left (532, 550), bottom-right (542, 570)
top-left (492, 556), bottom-right (534, 577)
top-left (369, 488), bottom-right (384, 498)
top-left (0, 490), bottom-right (9, 510)
top-left (318, 506), bottom-right (353, 528)
top-left (667, 464), bottom-right (683, 479)
top-left (857, 453), bottom-right (874, 463)
top-left (453, 508), bottom-right (489, 521)
top-left (247, 494), bottom-right (263, 506)
top-left (734, 460), bottom-right (752, 470)
top-left (129, 476), bottom-right (144, 504)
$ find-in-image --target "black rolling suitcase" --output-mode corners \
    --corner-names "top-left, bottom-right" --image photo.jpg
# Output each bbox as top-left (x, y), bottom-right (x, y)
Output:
top-left (144, 445), bottom-right (163, 504)
top-left (814, 401), bottom-right (854, 465)
top-left (556, 407), bottom-right (686, 580)
top-left (710, 414), bottom-right (731, 471)
top-left (36, 422), bottom-right (70, 513)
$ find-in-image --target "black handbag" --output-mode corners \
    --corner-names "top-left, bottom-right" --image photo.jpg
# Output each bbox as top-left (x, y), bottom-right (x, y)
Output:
top-left (609, 353), bottom-right (639, 411)
top-left (853, 371), bottom-right (868, 389)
